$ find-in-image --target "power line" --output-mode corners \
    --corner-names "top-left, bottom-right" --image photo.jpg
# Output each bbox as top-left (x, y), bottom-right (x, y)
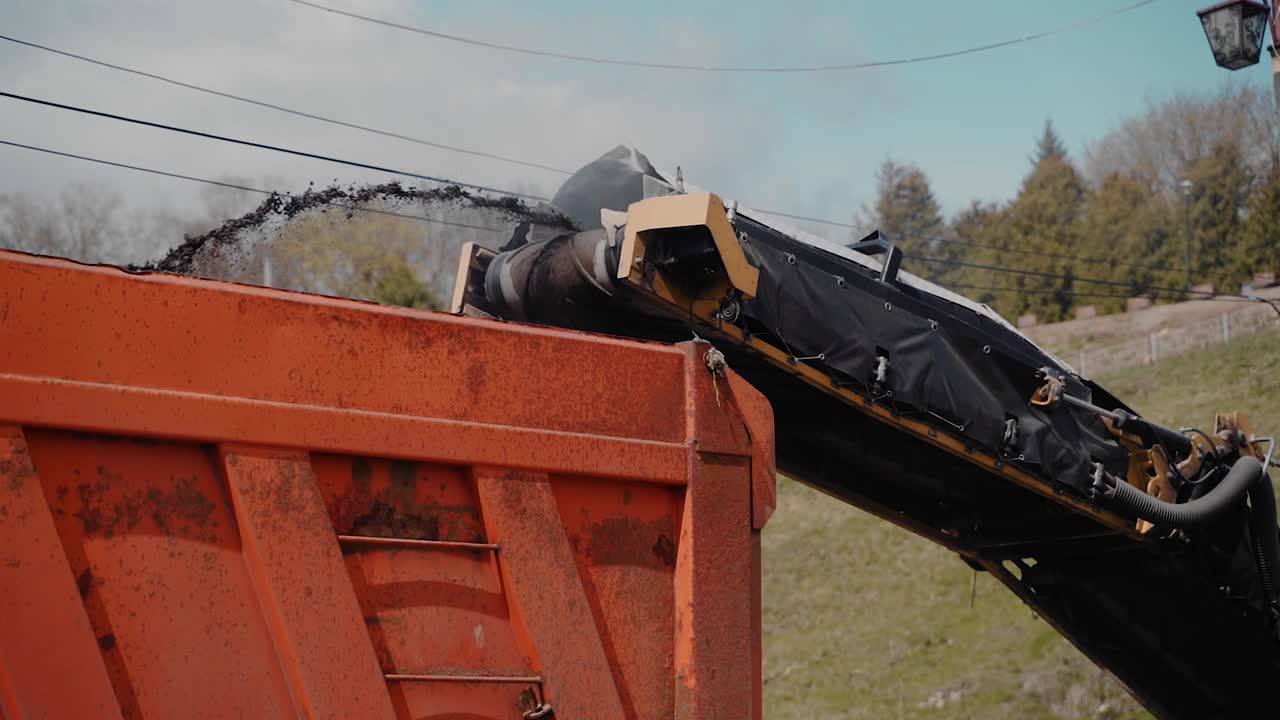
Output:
top-left (0, 31), bottom-right (1111, 258)
top-left (747, 208), bottom-right (1170, 272)
top-left (0, 91), bottom-right (1185, 283)
top-left (0, 92), bottom-right (969, 260)
top-left (0, 90), bottom-right (551, 202)
top-left (286, 0), bottom-right (1162, 73)
top-left (745, 208), bottom-right (852, 227)
top-left (930, 237), bottom-right (1166, 272)
top-left (8, 135), bottom-right (1277, 319)
top-left (912, 255), bottom-right (1255, 302)
top-left (0, 38), bottom-right (1171, 273)
top-left (0, 30), bottom-right (952, 239)
top-left (0, 29), bottom-right (1146, 271)
top-left (0, 33), bottom-right (570, 176)
top-left (910, 235), bottom-right (1169, 272)
top-left (0, 138), bottom-right (503, 234)
top-left (948, 283), bottom-right (1163, 302)
top-left (0, 34), bottom-right (968, 247)
top-left (0, 131), bottom-right (1221, 293)
top-left (950, 281), bottom-right (1280, 319)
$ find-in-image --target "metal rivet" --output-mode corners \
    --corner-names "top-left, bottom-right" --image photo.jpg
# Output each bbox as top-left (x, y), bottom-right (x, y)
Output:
top-left (786, 253), bottom-right (796, 265)
top-left (836, 276), bottom-right (846, 288)
top-left (929, 320), bottom-right (939, 331)
top-left (739, 232), bottom-right (748, 243)
top-left (884, 302), bottom-right (893, 311)
top-left (982, 345), bottom-right (991, 354)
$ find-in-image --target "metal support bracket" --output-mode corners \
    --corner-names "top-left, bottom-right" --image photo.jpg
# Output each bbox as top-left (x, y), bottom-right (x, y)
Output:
top-left (847, 230), bottom-right (902, 285)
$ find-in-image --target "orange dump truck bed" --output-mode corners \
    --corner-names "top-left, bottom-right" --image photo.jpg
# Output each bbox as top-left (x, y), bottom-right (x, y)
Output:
top-left (0, 250), bottom-right (776, 720)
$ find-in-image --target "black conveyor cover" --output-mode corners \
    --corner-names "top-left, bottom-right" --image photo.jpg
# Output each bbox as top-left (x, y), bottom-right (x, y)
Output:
top-left (553, 146), bottom-right (1130, 495)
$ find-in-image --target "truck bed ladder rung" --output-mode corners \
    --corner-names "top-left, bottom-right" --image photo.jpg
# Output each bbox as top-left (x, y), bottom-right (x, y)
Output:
top-left (384, 673), bottom-right (542, 683)
top-left (336, 534), bottom-right (499, 552)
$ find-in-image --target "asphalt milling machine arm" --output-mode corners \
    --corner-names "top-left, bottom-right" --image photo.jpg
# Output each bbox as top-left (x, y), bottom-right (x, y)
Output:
top-left (452, 147), bottom-right (1280, 719)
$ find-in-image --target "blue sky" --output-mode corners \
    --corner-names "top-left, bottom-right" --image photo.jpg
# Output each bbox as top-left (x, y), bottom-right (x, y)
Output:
top-left (0, 0), bottom-right (1272, 244)
top-left (434, 0), bottom-right (1263, 215)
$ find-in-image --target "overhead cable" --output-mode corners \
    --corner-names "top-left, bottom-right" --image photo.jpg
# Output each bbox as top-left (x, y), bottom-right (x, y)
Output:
top-left (950, 283), bottom-right (1173, 302)
top-left (0, 90), bottom-right (550, 201)
top-left (0, 138), bottom-right (503, 233)
top-left (7, 136), bottom-right (1276, 317)
top-left (913, 255), bottom-right (1258, 303)
top-left (285, 0), bottom-right (1161, 73)
top-left (0, 33), bottom-right (570, 175)
top-left (917, 237), bottom-right (1169, 272)
top-left (0, 39), bottom-right (1171, 274)
top-left (749, 208), bottom-right (1170, 272)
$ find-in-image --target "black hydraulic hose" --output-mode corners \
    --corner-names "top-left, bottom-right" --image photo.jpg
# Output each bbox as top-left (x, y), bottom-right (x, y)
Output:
top-left (1098, 456), bottom-right (1262, 527)
top-left (1098, 456), bottom-right (1280, 605)
top-left (1246, 460), bottom-right (1280, 605)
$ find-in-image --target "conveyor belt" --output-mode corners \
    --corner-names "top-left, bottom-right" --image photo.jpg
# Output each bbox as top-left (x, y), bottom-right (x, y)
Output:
top-left (453, 147), bottom-right (1280, 719)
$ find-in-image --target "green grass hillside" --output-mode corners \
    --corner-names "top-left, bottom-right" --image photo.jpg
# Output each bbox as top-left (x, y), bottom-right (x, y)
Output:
top-left (762, 327), bottom-right (1280, 719)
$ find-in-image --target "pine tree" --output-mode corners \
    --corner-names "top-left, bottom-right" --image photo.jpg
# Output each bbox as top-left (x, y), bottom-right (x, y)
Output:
top-left (1183, 140), bottom-right (1253, 292)
top-left (942, 200), bottom-right (1011, 312)
top-left (862, 158), bottom-right (943, 274)
top-left (1005, 150), bottom-right (1088, 323)
top-left (1233, 166), bottom-right (1280, 285)
top-left (1030, 119), bottom-right (1069, 167)
top-left (1079, 173), bottom-right (1176, 312)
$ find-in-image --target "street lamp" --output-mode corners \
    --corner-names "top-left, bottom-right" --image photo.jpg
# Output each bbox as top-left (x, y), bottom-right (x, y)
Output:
top-left (1196, 0), bottom-right (1271, 69)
